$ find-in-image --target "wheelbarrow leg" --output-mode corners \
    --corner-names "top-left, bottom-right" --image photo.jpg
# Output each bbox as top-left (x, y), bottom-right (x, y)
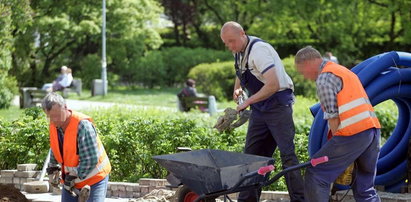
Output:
top-left (223, 194), bottom-right (233, 202)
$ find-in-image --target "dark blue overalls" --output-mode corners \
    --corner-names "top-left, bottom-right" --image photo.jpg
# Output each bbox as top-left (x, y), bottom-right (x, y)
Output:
top-left (235, 39), bottom-right (305, 202)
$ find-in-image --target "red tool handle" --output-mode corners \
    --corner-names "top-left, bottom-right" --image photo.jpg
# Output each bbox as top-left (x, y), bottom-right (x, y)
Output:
top-left (311, 156), bottom-right (329, 167)
top-left (258, 165), bottom-right (275, 176)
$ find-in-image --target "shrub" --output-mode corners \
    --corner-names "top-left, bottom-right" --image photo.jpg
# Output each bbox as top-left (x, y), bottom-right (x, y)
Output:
top-left (0, 107), bottom-right (49, 169)
top-left (160, 47), bottom-right (232, 86)
top-left (187, 56), bottom-right (317, 101)
top-left (188, 61), bottom-right (235, 101)
top-left (132, 51), bottom-right (167, 88)
top-left (0, 97), bottom-right (397, 191)
top-left (374, 100), bottom-right (398, 143)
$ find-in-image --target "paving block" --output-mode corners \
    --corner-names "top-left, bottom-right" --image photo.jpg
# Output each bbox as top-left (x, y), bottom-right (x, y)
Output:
top-left (126, 184), bottom-right (139, 192)
top-left (117, 183), bottom-right (126, 192)
top-left (15, 171), bottom-right (37, 178)
top-left (126, 191), bottom-right (134, 198)
top-left (140, 185), bottom-right (149, 194)
top-left (17, 164), bottom-right (37, 171)
top-left (1, 170), bottom-right (17, 177)
top-left (133, 192), bottom-right (141, 198)
top-left (106, 190), bottom-right (112, 198)
top-left (111, 190), bottom-right (119, 197)
top-left (261, 191), bottom-right (290, 200)
top-left (0, 177), bottom-right (14, 184)
top-left (110, 183), bottom-right (118, 191)
top-left (24, 181), bottom-right (49, 193)
top-left (20, 177), bottom-right (36, 184)
top-left (119, 190), bottom-right (127, 198)
top-left (13, 177), bottom-right (20, 184)
top-left (138, 178), bottom-right (151, 186)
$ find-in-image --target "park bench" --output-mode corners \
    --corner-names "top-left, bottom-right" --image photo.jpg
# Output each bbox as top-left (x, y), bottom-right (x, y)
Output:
top-left (62, 78), bottom-right (82, 98)
top-left (20, 87), bottom-right (47, 108)
top-left (19, 79), bottom-right (82, 108)
top-left (178, 95), bottom-right (218, 115)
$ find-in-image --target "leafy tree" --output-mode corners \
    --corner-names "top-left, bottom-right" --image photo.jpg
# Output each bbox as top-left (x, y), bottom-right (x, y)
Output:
top-left (10, 0), bottom-right (163, 88)
top-left (0, 0), bottom-right (31, 109)
top-left (160, 0), bottom-right (411, 65)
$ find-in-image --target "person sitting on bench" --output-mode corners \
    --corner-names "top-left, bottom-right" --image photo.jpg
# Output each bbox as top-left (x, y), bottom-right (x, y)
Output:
top-left (177, 79), bottom-right (199, 112)
top-left (42, 66), bottom-right (73, 92)
top-left (55, 67), bottom-right (73, 91)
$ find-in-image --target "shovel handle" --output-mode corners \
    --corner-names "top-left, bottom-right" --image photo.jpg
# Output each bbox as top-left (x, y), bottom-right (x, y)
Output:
top-left (258, 165), bottom-right (275, 176)
top-left (310, 156), bottom-right (329, 167)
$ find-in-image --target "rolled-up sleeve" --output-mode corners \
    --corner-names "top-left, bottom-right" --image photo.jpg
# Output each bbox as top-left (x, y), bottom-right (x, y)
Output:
top-left (316, 72), bottom-right (342, 119)
top-left (77, 120), bottom-right (99, 179)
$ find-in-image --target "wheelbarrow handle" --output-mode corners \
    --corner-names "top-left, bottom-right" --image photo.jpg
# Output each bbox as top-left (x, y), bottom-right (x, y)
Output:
top-left (264, 156), bottom-right (328, 186)
top-left (311, 156), bottom-right (329, 167)
top-left (258, 165), bottom-right (275, 176)
top-left (195, 156), bottom-right (329, 202)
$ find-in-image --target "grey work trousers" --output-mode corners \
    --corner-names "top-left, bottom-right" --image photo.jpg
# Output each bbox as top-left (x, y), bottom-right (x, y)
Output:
top-left (237, 105), bottom-right (305, 202)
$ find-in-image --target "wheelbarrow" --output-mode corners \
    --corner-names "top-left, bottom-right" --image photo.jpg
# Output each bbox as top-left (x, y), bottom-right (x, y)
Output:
top-left (153, 149), bottom-right (328, 202)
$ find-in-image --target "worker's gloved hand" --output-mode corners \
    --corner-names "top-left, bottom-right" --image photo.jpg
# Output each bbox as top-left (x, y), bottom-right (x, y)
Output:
top-left (63, 175), bottom-right (77, 192)
top-left (46, 165), bottom-right (60, 175)
top-left (46, 166), bottom-right (61, 188)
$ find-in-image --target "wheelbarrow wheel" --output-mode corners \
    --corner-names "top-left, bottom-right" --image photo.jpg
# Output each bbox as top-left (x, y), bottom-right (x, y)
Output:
top-left (174, 185), bottom-right (216, 202)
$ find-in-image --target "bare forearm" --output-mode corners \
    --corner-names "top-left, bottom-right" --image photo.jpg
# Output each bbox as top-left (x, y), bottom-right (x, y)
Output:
top-left (234, 77), bottom-right (241, 91)
top-left (247, 84), bottom-right (279, 104)
top-left (328, 117), bottom-right (340, 135)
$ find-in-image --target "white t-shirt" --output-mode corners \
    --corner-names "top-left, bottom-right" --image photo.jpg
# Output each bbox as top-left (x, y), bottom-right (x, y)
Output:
top-left (59, 73), bottom-right (73, 87)
top-left (238, 36), bottom-right (294, 91)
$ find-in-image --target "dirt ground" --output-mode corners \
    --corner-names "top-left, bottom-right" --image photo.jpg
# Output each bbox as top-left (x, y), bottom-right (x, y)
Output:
top-left (0, 184), bottom-right (28, 202)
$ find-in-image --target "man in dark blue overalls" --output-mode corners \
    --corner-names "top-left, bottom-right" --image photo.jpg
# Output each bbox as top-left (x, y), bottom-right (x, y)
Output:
top-left (220, 21), bottom-right (305, 202)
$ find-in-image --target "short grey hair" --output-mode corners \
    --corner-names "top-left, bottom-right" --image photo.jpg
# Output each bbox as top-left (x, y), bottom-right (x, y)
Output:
top-left (295, 46), bottom-right (322, 64)
top-left (42, 92), bottom-right (66, 111)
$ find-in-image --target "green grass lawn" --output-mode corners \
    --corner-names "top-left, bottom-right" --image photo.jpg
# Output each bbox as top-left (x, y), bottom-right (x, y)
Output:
top-left (67, 87), bottom-right (237, 109)
top-left (0, 105), bottom-right (23, 121)
top-left (0, 87), bottom-right (237, 121)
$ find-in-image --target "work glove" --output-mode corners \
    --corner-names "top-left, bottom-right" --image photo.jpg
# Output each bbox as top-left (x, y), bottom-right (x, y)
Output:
top-left (46, 166), bottom-right (61, 188)
top-left (46, 165), bottom-right (60, 175)
top-left (63, 175), bottom-right (77, 192)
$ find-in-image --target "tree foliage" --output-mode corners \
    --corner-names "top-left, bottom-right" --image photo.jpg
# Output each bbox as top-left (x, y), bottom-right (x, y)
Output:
top-left (161, 0), bottom-right (411, 66)
top-left (9, 0), bottom-right (163, 88)
top-left (0, 0), bottom-right (31, 109)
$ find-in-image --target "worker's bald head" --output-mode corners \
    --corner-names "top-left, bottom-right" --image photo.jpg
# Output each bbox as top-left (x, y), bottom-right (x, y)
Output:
top-left (221, 21), bottom-right (244, 36)
top-left (220, 21), bottom-right (247, 53)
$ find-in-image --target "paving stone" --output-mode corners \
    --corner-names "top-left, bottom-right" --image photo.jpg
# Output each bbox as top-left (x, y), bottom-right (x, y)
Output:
top-left (0, 177), bottom-right (13, 184)
top-left (17, 164), bottom-right (37, 171)
top-left (24, 181), bottom-right (49, 193)
top-left (13, 177), bottom-right (20, 184)
top-left (15, 171), bottom-right (37, 178)
top-left (1, 170), bottom-right (17, 177)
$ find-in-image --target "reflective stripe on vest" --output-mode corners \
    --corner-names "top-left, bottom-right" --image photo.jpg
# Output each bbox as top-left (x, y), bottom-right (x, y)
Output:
top-left (321, 62), bottom-right (381, 136)
top-left (49, 110), bottom-right (111, 188)
top-left (338, 110), bottom-right (378, 130)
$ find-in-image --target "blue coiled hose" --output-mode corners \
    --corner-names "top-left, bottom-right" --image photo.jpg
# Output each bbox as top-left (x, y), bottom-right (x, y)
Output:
top-left (308, 51), bottom-right (411, 192)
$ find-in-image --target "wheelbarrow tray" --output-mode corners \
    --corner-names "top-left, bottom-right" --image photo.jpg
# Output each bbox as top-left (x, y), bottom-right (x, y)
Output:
top-left (153, 149), bottom-right (274, 195)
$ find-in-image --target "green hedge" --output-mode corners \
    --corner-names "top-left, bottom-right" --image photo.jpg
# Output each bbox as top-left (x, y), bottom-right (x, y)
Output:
top-left (127, 47), bottom-right (232, 88)
top-left (0, 98), bottom-right (397, 191)
top-left (188, 61), bottom-right (235, 101)
top-left (188, 56), bottom-right (317, 101)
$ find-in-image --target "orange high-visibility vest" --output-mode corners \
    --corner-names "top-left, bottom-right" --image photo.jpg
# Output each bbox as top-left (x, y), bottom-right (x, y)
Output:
top-left (321, 62), bottom-right (381, 136)
top-left (49, 111), bottom-right (111, 189)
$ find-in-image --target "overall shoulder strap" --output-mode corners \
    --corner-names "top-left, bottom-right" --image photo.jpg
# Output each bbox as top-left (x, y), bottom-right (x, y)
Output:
top-left (245, 39), bottom-right (263, 69)
top-left (234, 38), bottom-right (264, 70)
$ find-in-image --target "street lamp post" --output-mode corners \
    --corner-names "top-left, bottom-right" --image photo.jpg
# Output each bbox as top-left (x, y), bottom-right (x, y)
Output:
top-left (102, 0), bottom-right (107, 95)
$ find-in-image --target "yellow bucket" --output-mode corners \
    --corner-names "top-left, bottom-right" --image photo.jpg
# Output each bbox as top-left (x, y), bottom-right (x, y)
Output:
top-left (335, 163), bottom-right (354, 185)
